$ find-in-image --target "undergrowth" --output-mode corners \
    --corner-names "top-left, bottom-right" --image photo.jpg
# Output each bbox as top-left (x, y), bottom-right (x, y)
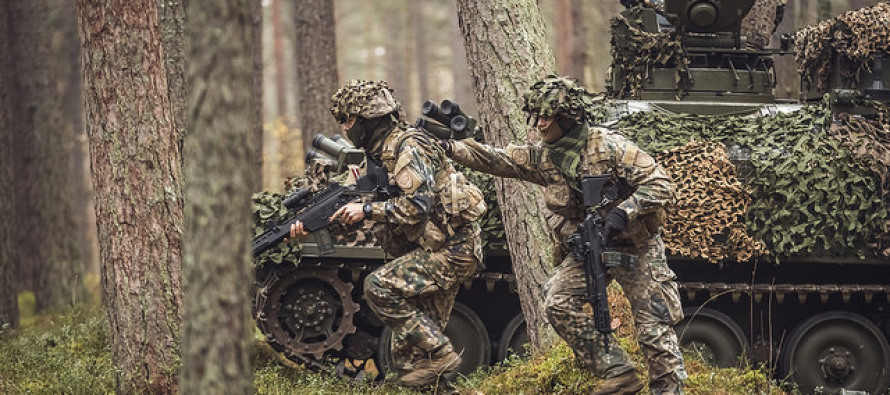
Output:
top-left (0, 300), bottom-right (789, 395)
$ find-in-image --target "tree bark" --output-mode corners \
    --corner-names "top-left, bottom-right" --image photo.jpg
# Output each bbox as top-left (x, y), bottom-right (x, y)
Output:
top-left (76, 1), bottom-right (184, 392)
top-left (10, 0), bottom-right (84, 312)
top-left (0, 2), bottom-right (18, 329)
top-left (293, 0), bottom-right (339, 149)
top-left (455, 0), bottom-right (558, 351)
top-left (181, 1), bottom-right (255, 393)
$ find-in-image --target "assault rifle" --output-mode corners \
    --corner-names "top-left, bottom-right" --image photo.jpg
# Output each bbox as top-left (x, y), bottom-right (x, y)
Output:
top-left (252, 135), bottom-right (396, 257)
top-left (568, 175), bottom-right (638, 353)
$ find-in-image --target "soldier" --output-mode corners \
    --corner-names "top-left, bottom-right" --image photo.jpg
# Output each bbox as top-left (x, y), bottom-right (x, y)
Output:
top-left (440, 75), bottom-right (687, 395)
top-left (288, 80), bottom-right (486, 391)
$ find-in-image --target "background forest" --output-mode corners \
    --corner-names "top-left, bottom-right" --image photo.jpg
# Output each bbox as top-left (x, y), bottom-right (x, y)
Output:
top-left (0, 0), bottom-right (883, 394)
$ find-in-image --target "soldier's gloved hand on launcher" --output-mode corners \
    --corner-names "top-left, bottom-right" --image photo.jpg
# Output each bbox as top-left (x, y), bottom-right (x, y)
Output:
top-left (437, 139), bottom-right (454, 157)
top-left (603, 208), bottom-right (629, 240)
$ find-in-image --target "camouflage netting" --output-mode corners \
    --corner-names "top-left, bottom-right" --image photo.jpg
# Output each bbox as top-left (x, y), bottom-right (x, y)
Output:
top-left (252, 192), bottom-right (301, 266)
top-left (795, 2), bottom-right (890, 93)
top-left (657, 141), bottom-right (768, 263)
top-left (615, 100), bottom-right (890, 260)
top-left (608, 6), bottom-right (691, 98)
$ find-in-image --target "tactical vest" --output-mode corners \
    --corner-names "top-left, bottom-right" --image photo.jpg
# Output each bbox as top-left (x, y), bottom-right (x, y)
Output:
top-left (587, 126), bottom-right (668, 247)
top-left (380, 126), bottom-right (485, 251)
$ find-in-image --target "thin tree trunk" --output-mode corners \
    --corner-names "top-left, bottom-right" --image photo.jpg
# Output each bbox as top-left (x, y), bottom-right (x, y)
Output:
top-left (817, 0), bottom-right (831, 21)
top-left (555, 0), bottom-right (572, 76)
top-left (412, 0), bottom-right (430, 102)
top-left (272, 0), bottom-right (288, 119)
top-left (386, 1), bottom-right (409, 115)
top-left (10, 0), bottom-right (84, 312)
top-left (251, 0), bottom-right (264, 192)
top-left (0, 2), bottom-right (18, 329)
top-left (293, 0), bottom-right (339, 149)
top-left (569, 0), bottom-right (587, 84)
top-left (77, 1), bottom-right (184, 392)
top-left (181, 0), bottom-right (255, 392)
top-left (455, 0), bottom-right (558, 352)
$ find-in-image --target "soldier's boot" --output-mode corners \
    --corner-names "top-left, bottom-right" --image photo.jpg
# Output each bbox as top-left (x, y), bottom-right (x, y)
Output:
top-left (399, 345), bottom-right (462, 388)
top-left (649, 379), bottom-right (684, 395)
top-left (590, 370), bottom-right (644, 395)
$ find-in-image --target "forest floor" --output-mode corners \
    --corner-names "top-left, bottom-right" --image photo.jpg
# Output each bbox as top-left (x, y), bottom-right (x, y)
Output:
top-left (0, 281), bottom-right (793, 394)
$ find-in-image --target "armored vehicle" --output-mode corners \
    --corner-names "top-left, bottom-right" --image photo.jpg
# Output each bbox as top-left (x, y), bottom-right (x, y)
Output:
top-left (606, 1), bottom-right (890, 394)
top-left (252, 1), bottom-right (890, 393)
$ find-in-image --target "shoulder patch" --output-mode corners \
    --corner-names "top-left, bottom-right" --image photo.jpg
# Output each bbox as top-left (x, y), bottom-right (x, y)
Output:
top-left (395, 167), bottom-right (422, 192)
top-left (507, 145), bottom-right (530, 166)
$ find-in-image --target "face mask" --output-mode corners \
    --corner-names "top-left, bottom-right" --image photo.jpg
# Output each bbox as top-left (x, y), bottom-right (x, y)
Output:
top-left (346, 118), bottom-right (371, 148)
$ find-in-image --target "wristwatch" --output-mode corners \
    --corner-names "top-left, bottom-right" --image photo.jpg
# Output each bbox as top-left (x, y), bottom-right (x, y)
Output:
top-left (363, 202), bottom-right (373, 219)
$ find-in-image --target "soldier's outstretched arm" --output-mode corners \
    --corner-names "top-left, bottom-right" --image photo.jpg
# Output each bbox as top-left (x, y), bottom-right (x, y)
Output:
top-left (448, 138), bottom-right (548, 186)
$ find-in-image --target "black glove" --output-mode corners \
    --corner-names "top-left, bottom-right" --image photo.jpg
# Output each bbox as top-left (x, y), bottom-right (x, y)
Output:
top-left (438, 139), bottom-right (454, 157)
top-left (603, 208), bottom-right (629, 240)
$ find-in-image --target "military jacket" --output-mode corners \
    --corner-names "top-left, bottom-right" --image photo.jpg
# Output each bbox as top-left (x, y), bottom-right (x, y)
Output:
top-left (451, 124), bottom-right (673, 245)
top-left (367, 123), bottom-right (485, 252)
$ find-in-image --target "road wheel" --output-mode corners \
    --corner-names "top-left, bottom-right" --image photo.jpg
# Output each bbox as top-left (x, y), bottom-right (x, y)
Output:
top-left (675, 306), bottom-right (750, 368)
top-left (781, 311), bottom-right (890, 394)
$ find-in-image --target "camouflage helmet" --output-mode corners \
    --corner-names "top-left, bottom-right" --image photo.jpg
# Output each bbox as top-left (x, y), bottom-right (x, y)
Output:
top-left (330, 80), bottom-right (400, 123)
top-left (522, 75), bottom-right (595, 120)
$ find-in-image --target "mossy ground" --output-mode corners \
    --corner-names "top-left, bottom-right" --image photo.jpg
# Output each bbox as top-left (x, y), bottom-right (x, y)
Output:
top-left (0, 281), bottom-right (791, 394)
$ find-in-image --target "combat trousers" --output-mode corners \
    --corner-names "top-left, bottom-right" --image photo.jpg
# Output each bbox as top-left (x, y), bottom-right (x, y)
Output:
top-left (544, 234), bottom-right (688, 387)
top-left (364, 223), bottom-right (483, 375)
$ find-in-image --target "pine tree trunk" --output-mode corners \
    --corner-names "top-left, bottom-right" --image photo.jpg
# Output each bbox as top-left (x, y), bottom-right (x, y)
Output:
top-left (293, 0), bottom-right (339, 148)
top-left (412, 0), bottom-right (430, 103)
top-left (10, 0), bottom-right (84, 312)
top-left (455, 0), bottom-right (559, 351)
top-left (569, 0), bottom-right (588, 84)
top-left (0, 2), bottom-right (18, 329)
top-left (76, 1), bottom-right (184, 392)
top-left (251, 0), bottom-right (264, 192)
top-left (181, 1), bottom-right (256, 393)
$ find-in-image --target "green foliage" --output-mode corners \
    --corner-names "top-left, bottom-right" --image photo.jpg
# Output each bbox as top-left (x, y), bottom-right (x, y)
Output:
top-left (0, 306), bottom-right (115, 394)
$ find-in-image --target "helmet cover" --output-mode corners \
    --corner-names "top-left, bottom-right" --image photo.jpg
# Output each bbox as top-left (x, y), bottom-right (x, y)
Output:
top-left (330, 80), bottom-right (400, 123)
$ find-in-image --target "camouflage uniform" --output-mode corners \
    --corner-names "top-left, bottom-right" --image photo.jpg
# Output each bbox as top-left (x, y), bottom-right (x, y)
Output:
top-left (447, 76), bottom-right (687, 392)
top-left (330, 80), bottom-right (486, 383)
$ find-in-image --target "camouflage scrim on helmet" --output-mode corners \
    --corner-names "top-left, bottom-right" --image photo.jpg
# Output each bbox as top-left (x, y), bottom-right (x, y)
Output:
top-left (522, 75), bottom-right (597, 120)
top-left (330, 80), bottom-right (400, 123)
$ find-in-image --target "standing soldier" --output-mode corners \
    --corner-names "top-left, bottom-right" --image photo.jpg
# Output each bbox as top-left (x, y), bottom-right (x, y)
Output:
top-left (441, 75), bottom-right (687, 395)
top-left (289, 80), bottom-right (486, 391)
